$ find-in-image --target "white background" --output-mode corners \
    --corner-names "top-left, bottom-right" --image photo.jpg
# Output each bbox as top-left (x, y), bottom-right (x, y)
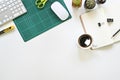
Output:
top-left (0, 0), bottom-right (120, 80)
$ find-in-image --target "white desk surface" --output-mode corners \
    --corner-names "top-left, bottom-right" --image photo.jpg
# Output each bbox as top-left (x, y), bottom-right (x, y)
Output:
top-left (0, 0), bottom-right (120, 80)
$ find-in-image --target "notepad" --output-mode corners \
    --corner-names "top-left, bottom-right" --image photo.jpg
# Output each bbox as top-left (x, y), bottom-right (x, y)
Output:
top-left (80, 8), bottom-right (120, 49)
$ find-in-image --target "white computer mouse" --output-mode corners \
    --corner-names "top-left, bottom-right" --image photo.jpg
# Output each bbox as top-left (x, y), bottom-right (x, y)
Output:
top-left (51, 1), bottom-right (69, 21)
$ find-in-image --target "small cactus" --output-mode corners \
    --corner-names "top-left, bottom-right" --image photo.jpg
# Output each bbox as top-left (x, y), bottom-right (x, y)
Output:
top-left (84, 0), bottom-right (96, 9)
top-left (97, 0), bottom-right (106, 4)
top-left (72, 0), bottom-right (82, 7)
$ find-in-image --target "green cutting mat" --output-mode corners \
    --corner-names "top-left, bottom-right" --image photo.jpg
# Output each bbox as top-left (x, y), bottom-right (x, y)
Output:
top-left (14, 0), bottom-right (71, 42)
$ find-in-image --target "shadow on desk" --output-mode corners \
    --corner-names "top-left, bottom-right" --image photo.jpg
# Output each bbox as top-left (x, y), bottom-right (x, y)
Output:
top-left (77, 44), bottom-right (113, 62)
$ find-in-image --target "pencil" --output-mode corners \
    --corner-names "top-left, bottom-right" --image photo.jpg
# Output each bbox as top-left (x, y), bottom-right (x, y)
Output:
top-left (112, 29), bottom-right (120, 38)
top-left (0, 26), bottom-right (15, 35)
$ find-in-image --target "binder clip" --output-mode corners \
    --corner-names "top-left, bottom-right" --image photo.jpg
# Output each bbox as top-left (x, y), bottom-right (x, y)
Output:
top-left (107, 18), bottom-right (114, 23)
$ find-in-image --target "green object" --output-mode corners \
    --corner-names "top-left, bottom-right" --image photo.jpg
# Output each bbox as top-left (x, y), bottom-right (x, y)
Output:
top-left (84, 0), bottom-right (96, 9)
top-left (14, 0), bottom-right (71, 42)
top-left (35, 0), bottom-right (48, 9)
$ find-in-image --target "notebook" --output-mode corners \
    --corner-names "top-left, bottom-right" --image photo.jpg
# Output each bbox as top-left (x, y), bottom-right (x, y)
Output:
top-left (80, 8), bottom-right (120, 49)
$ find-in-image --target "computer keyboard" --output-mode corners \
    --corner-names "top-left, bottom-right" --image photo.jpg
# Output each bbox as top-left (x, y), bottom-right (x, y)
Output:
top-left (0, 0), bottom-right (27, 26)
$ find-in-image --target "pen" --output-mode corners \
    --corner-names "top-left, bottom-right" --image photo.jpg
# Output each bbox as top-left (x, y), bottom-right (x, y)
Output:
top-left (112, 29), bottom-right (120, 38)
top-left (0, 26), bottom-right (15, 35)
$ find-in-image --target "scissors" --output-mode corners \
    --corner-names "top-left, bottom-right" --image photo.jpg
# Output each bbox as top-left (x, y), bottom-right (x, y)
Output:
top-left (35, 0), bottom-right (48, 9)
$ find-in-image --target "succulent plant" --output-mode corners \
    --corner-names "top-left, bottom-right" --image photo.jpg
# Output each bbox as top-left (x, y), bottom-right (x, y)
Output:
top-left (72, 0), bottom-right (82, 7)
top-left (96, 0), bottom-right (106, 4)
top-left (84, 0), bottom-right (96, 9)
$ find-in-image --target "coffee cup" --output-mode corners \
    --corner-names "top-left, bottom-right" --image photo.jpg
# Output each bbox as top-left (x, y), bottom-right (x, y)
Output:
top-left (78, 34), bottom-right (93, 49)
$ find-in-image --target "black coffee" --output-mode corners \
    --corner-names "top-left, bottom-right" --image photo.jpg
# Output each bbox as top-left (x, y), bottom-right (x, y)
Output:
top-left (78, 34), bottom-right (92, 48)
